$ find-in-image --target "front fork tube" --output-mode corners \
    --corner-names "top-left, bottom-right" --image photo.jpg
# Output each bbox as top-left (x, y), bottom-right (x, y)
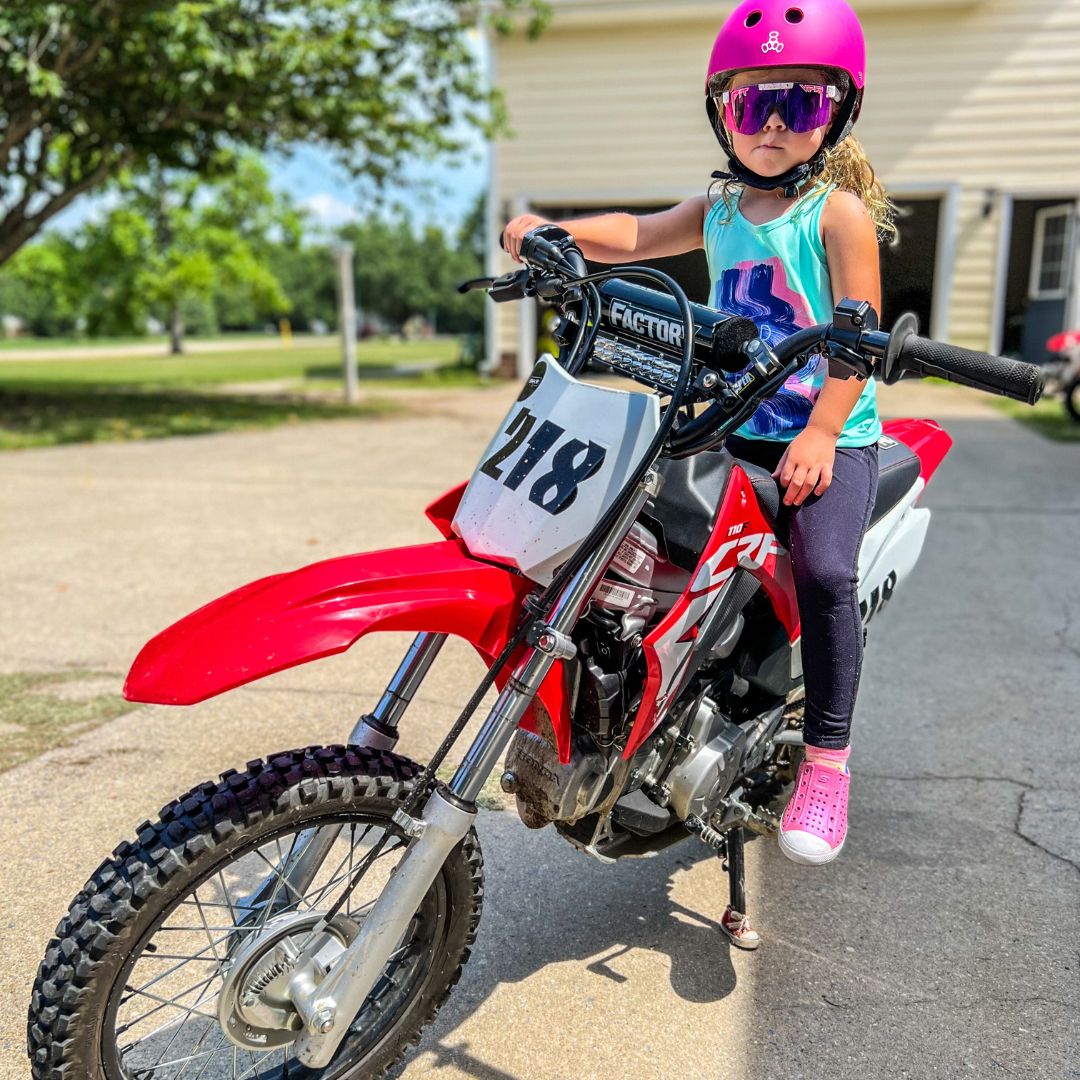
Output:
top-left (241, 632), bottom-right (450, 917)
top-left (292, 479), bottom-right (654, 1068)
top-left (350, 631), bottom-right (448, 750)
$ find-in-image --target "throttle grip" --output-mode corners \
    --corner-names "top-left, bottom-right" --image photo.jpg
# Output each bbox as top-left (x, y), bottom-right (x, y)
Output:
top-left (893, 334), bottom-right (1044, 405)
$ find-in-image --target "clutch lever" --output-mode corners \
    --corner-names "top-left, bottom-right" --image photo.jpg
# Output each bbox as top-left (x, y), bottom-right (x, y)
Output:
top-left (456, 276), bottom-right (495, 294)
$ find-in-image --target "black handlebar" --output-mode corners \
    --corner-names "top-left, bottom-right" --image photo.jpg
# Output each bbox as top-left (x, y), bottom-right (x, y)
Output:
top-left (477, 226), bottom-right (1046, 439)
top-left (887, 333), bottom-right (1044, 405)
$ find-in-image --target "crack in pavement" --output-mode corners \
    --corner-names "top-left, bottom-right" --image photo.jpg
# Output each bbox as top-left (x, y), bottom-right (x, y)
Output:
top-left (1058, 599), bottom-right (1080, 660)
top-left (770, 993), bottom-right (1077, 1012)
top-left (862, 772), bottom-right (1080, 876)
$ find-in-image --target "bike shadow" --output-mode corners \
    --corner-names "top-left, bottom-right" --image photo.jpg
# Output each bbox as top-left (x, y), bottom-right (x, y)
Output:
top-left (391, 808), bottom-right (750, 1078)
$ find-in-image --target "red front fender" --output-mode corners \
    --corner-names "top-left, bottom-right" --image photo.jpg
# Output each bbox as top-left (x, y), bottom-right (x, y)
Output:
top-left (124, 538), bottom-right (573, 761)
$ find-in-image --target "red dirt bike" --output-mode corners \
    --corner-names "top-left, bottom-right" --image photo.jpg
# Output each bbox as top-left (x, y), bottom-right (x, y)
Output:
top-left (1043, 329), bottom-right (1080, 422)
top-left (28, 227), bottom-right (1044, 1080)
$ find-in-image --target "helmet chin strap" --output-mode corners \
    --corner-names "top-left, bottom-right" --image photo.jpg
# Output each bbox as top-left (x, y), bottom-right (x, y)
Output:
top-left (711, 155), bottom-right (825, 199)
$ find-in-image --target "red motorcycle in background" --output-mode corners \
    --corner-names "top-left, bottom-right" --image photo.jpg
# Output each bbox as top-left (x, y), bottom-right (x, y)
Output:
top-left (1044, 329), bottom-right (1080, 422)
top-left (28, 227), bottom-right (1045, 1080)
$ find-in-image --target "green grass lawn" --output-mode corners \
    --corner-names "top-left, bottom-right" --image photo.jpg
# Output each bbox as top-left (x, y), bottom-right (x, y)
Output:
top-left (0, 337), bottom-right (484, 449)
top-left (0, 337), bottom-right (463, 386)
top-left (0, 670), bottom-right (136, 772)
top-left (990, 395), bottom-right (1080, 442)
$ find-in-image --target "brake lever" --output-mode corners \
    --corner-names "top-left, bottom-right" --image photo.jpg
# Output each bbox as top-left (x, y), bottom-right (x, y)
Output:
top-left (457, 276), bottom-right (496, 294)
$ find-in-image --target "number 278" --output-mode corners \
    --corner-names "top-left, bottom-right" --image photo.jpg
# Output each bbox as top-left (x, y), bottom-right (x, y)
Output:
top-left (478, 407), bottom-right (607, 515)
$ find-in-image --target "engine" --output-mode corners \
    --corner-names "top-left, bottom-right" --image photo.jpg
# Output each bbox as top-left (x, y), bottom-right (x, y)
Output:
top-left (501, 716), bottom-right (609, 829)
top-left (661, 694), bottom-right (747, 820)
top-left (500, 521), bottom-right (755, 834)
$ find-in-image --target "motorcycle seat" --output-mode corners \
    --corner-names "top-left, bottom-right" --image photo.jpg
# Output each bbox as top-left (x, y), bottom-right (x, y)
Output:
top-left (735, 438), bottom-right (921, 533)
top-left (648, 438), bottom-right (921, 573)
top-left (737, 460), bottom-right (781, 530)
top-left (869, 438), bottom-right (921, 528)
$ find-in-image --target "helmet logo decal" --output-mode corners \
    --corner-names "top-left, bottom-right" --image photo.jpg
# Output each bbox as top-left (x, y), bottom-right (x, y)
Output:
top-left (762, 31), bottom-right (784, 54)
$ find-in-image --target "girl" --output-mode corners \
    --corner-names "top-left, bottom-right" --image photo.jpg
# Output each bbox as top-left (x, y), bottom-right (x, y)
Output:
top-left (503, 0), bottom-right (897, 875)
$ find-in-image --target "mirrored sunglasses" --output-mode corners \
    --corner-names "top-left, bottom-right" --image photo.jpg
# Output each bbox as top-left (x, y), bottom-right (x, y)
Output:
top-left (717, 82), bottom-right (841, 135)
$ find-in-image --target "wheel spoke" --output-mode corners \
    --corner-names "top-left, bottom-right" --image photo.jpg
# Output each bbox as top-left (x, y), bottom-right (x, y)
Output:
top-left (127, 1037), bottom-right (222, 1077)
top-left (190, 1031), bottom-right (234, 1080)
top-left (149, 960), bottom-right (227, 1076)
top-left (117, 973), bottom-right (221, 1036)
top-left (192, 892), bottom-right (224, 962)
top-left (236, 1047), bottom-right (275, 1080)
top-left (253, 833), bottom-right (307, 927)
top-left (109, 813), bottom-right (441, 1076)
top-left (126, 938), bottom-right (228, 1001)
top-left (217, 870), bottom-right (240, 926)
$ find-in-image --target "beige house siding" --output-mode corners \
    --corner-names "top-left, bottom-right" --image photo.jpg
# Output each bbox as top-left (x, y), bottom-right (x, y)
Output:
top-left (490, 0), bottom-right (1080, 368)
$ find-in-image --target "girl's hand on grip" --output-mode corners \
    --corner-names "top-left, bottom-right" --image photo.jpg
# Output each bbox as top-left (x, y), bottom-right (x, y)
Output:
top-left (503, 214), bottom-right (552, 263)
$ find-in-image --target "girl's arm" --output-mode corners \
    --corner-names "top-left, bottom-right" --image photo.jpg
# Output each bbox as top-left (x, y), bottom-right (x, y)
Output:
top-left (502, 196), bottom-right (708, 264)
top-left (774, 191), bottom-right (881, 506)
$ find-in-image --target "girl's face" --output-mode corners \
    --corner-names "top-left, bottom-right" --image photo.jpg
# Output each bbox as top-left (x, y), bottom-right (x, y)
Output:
top-left (724, 67), bottom-right (837, 180)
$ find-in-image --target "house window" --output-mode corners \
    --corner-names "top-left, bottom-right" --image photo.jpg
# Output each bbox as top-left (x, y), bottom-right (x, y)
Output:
top-left (1029, 205), bottom-right (1076, 301)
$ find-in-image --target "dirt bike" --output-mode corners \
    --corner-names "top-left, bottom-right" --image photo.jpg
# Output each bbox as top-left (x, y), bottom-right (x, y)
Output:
top-left (28, 226), bottom-right (1045, 1080)
top-left (1042, 329), bottom-right (1080, 422)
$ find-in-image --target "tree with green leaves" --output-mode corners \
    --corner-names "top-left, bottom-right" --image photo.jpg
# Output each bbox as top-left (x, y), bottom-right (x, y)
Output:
top-left (91, 154), bottom-right (296, 351)
top-left (0, 230), bottom-right (80, 336)
top-left (0, 0), bottom-right (546, 267)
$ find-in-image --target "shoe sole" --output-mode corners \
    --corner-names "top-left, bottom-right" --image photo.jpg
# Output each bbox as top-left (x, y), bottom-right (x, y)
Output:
top-left (778, 830), bottom-right (844, 866)
top-left (721, 926), bottom-right (761, 951)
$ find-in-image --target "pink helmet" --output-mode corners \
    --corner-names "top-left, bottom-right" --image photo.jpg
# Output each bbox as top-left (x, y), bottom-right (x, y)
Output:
top-left (706, 0), bottom-right (866, 90)
top-left (704, 0), bottom-right (867, 194)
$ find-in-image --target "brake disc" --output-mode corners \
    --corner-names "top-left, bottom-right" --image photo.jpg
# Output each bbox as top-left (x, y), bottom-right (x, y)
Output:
top-left (218, 911), bottom-right (360, 1050)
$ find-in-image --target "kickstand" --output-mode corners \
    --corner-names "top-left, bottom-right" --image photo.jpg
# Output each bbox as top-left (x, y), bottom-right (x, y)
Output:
top-left (721, 826), bottom-right (761, 950)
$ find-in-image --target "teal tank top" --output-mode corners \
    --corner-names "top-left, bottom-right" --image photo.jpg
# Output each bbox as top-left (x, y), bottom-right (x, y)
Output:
top-left (703, 186), bottom-right (882, 447)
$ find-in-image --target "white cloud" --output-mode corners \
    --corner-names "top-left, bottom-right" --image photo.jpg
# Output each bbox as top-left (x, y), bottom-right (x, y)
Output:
top-left (301, 192), bottom-right (359, 229)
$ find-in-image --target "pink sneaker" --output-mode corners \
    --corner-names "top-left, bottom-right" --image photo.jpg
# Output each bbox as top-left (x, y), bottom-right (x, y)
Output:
top-left (778, 758), bottom-right (849, 865)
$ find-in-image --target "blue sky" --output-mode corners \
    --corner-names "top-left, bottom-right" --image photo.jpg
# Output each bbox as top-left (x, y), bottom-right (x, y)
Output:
top-left (266, 140), bottom-right (488, 233)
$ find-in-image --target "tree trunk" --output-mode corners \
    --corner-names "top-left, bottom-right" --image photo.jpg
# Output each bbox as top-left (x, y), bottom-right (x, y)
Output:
top-left (169, 305), bottom-right (184, 354)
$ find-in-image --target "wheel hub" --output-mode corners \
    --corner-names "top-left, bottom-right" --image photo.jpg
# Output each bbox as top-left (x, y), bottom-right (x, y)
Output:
top-left (218, 911), bottom-right (359, 1049)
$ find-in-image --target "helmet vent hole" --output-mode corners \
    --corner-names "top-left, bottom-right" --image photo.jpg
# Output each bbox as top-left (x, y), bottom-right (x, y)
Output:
top-left (744, 11), bottom-right (762, 27)
top-left (785, 7), bottom-right (804, 21)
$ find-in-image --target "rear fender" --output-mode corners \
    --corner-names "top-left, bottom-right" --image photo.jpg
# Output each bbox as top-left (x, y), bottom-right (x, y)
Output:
top-left (124, 538), bottom-right (573, 762)
top-left (882, 418), bottom-right (952, 481)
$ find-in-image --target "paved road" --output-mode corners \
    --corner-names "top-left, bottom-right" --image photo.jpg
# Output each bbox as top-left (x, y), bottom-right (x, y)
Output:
top-left (1, 381), bottom-right (1077, 1079)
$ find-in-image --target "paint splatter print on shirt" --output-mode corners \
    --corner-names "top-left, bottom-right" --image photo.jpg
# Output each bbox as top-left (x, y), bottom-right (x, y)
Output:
top-left (714, 257), bottom-right (824, 437)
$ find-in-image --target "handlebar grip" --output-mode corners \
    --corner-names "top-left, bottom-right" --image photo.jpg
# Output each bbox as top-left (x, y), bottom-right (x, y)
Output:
top-left (896, 335), bottom-right (1044, 405)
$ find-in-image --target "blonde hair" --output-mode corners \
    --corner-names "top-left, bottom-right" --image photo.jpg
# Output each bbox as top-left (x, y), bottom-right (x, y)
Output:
top-left (707, 71), bottom-right (898, 243)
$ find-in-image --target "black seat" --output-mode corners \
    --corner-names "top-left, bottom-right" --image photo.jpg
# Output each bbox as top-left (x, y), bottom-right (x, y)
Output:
top-left (647, 438), bottom-right (919, 572)
top-left (729, 436), bottom-right (921, 535)
top-left (740, 460), bottom-right (781, 531)
top-left (870, 437), bottom-right (921, 527)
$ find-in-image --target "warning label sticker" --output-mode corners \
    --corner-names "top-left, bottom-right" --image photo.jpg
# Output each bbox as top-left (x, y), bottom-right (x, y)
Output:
top-left (613, 539), bottom-right (646, 574)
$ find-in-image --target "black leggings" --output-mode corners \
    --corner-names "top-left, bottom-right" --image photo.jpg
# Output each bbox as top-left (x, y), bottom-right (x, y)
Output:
top-left (726, 435), bottom-right (879, 750)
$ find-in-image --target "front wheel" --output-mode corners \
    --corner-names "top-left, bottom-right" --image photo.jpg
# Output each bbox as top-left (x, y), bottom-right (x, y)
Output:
top-left (28, 745), bottom-right (483, 1080)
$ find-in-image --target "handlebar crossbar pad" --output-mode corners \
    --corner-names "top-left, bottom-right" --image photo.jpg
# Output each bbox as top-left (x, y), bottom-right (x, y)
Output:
top-left (898, 335), bottom-right (1044, 405)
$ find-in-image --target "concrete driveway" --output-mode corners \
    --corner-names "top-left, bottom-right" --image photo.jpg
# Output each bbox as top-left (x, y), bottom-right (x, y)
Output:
top-left (1, 380), bottom-right (1077, 1080)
